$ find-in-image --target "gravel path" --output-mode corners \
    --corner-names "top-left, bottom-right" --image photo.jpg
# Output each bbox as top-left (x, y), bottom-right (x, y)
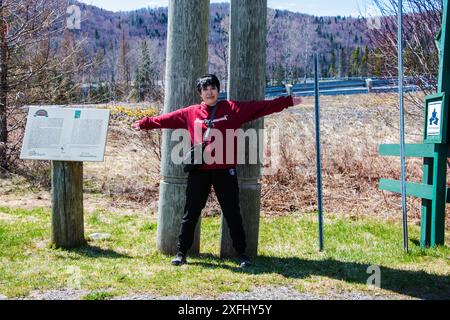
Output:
top-left (3, 286), bottom-right (412, 300)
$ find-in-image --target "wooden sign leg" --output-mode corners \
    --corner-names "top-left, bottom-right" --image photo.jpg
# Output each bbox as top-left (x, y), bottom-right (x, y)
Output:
top-left (430, 146), bottom-right (447, 246)
top-left (420, 157), bottom-right (433, 247)
top-left (51, 161), bottom-right (85, 248)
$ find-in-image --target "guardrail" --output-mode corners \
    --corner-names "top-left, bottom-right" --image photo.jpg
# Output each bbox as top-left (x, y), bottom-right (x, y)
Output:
top-left (219, 77), bottom-right (420, 99)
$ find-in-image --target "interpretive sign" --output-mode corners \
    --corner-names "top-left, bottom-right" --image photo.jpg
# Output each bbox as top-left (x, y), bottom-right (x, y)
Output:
top-left (20, 106), bottom-right (110, 162)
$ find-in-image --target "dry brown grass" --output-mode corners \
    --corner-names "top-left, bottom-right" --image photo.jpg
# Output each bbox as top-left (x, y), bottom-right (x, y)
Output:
top-left (3, 93), bottom-right (449, 226)
top-left (261, 94), bottom-right (430, 225)
top-left (83, 119), bottom-right (162, 211)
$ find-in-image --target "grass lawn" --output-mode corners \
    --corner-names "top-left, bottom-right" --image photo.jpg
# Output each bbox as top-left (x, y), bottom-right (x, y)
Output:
top-left (0, 206), bottom-right (449, 299)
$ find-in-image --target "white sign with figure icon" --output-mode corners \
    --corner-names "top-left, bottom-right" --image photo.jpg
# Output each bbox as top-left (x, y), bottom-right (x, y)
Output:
top-left (20, 106), bottom-right (110, 162)
top-left (427, 100), bottom-right (442, 136)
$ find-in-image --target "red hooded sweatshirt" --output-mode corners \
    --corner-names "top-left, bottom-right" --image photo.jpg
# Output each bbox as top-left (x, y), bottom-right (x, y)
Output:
top-left (138, 95), bottom-right (294, 170)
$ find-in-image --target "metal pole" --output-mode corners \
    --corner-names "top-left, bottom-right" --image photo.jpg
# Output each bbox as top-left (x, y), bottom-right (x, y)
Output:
top-left (398, 0), bottom-right (409, 252)
top-left (314, 53), bottom-right (324, 252)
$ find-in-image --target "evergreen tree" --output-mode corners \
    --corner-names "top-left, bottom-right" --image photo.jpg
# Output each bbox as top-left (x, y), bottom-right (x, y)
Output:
top-left (329, 49), bottom-right (337, 78)
top-left (274, 63), bottom-right (285, 85)
top-left (321, 54), bottom-right (328, 77)
top-left (350, 47), bottom-right (361, 77)
top-left (339, 47), bottom-right (347, 78)
top-left (360, 45), bottom-right (369, 77)
top-left (370, 48), bottom-right (383, 77)
top-left (134, 40), bottom-right (154, 102)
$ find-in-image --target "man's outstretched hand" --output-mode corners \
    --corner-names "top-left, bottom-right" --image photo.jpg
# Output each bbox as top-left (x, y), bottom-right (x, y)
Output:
top-left (132, 120), bottom-right (142, 131)
top-left (292, 95), bottom-right (303, 106)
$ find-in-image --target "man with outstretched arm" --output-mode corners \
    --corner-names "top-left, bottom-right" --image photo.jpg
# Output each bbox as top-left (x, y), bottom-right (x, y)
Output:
top-left (132, 74), bottom-right (302, 268)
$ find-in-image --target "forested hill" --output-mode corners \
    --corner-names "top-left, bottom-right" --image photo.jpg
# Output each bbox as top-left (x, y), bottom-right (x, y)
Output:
top-left (72, 1), bottom-right (372, 85)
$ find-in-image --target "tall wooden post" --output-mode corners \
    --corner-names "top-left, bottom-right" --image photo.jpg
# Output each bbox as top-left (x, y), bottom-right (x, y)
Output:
top-left (156, 0), bottom-right (209, 255)
top-left (51, 161), bottom-right (85, 248)
top-left (220, 0), bottom-right (267, 257)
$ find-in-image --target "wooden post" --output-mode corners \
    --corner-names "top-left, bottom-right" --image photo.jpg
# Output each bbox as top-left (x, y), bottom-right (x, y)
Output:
top-left (156, 0), bottom-right (209, 255)
top-left (422, 0), bottom-right (450, 247)
top-left (221, 0), bottom-right (267, 258)
top-left (430, 146), bottom-right (447, 246)
top-left (420, 157), bottom-right (433, 247)
top-left (51, 161), bottom-right (85, 248)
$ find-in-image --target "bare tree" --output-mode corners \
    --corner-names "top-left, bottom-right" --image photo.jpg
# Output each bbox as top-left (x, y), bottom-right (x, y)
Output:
top-left (117, 19), bottom-right (131, 101)
top-left (1, 0), bottom-right (10, 174)
top-left (213, 14), bottom-right (229, 84)
top-left (369, 0), bottom-right (442, 112)
top-left (0, 0), bottom-right (91, 176)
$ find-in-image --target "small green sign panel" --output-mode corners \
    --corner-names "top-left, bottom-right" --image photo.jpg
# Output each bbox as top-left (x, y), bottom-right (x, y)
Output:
top-left (424, 93), bottom-right (447, 144)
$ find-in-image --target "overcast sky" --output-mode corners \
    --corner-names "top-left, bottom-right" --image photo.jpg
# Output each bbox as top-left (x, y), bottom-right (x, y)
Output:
top-left (77, 0), bottom-right (376, 17)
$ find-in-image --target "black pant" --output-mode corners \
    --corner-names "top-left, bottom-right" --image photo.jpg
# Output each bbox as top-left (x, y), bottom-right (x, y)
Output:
top-left (177, 168), bottom-right (246, 255)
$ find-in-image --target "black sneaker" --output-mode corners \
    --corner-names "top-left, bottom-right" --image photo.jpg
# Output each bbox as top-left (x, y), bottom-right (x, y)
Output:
top-left (171, 252), bottom-right (186, 266)
top-left (238, 254), bottom-right (252, 268)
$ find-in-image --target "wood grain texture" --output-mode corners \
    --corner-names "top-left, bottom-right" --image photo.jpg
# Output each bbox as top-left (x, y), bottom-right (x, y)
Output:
top-left (220, 0), bottom-right (267, 258)
top-left (156, 0), bottom-right (209, 255)
top-left (51, 161), bottom-right (85, 248)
